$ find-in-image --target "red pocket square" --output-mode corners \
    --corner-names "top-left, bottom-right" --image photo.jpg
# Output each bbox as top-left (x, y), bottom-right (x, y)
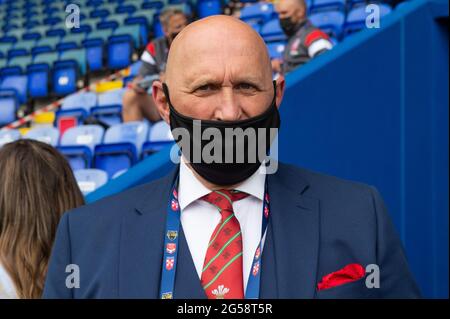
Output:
top-left (317, 263), bottom-right (365, 291)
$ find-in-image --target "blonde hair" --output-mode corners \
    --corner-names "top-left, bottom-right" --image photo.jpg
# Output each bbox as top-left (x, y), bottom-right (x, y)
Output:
top-left (0, 139), bottom-right (85, 298)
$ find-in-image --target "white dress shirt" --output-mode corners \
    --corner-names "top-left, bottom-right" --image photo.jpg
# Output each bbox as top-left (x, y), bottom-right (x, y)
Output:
top-left (178, 158), bottom-right (266, 292)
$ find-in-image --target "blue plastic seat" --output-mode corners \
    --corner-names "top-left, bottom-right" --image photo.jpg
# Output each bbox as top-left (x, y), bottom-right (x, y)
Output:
top-left (107, 34), bottom-right (133, 70)
top-left (0, 90), bottom-right (18, 126)
top-left (58, 145), bottom-right (93, 171)
top-left (83, 38), bottom-right (104, 72)
top-left (197, 0), bottom-right (222, 18)
top-left (91, 88), bottom-right (125, 126)
top-left (60, 124), bottom-right (105, 151)
top-left (94, 121), bottom-right (149, 178)
top-left (53, 60), bottom-right (79, 96)
top-left (309, 10), bottom-right (345, 39)
top-left (56, 91), bottom-right (98, 123)
top-left (27, 64), bottom-right (50, 98)
top-left (0, 128), bottom-right (20, 147)
top-left (74, 168), bottom-right (109, 195)
top-left (260, 19), bottom-right (287, 42)
top-left (142, 120), bottom-right (174, 158)
top-left (0, 74), bottom-right (27, 104)
top-left (309, 0), bottom-right (346, 14)
top-left (266, 41), bottom-right (287, 60)
top-left (239, 2), bottom-right (275, 24)
top-left (24, 126), bottom-right (59, 146)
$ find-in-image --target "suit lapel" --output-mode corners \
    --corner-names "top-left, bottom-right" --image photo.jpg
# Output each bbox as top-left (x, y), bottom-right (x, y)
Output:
top-left (264, 167), bottom-right (320, 298)
top-left (118, 169), bottom-right (175, 298)
top-left (119, 167), bottom-right (205, 299)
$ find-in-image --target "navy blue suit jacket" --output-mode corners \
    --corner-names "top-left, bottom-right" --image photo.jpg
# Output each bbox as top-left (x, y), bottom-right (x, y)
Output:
top-left (43, 163), bottom-right (420, 298)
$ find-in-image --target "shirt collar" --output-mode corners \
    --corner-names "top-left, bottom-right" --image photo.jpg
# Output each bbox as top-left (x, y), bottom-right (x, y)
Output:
top-left (178, 158), bottom-right (266, 210)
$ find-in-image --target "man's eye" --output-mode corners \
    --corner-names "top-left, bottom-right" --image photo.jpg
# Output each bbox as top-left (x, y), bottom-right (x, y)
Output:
top-left (197, 84), bottom-right (214, 91)
top-left (237, 83), bottom-right (255, 90)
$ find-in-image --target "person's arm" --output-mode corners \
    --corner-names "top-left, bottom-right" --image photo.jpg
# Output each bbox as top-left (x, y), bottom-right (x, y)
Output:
top-left (370, 186), bottom-right (422, 298)
top-left (304, 29), bottom-right (333, 58)
top-left (43, 213), bottom-right (73, 299)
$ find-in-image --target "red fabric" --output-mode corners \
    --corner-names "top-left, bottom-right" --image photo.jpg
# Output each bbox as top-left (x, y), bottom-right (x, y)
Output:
top-left (58, 116), bottom-right (77, 137)
top-left (304, 29), bottom-right (330, 47)
top-left (146, 42), bottom-right (156, 57)
top-left (200, 190), bottom-right (249, 299)
top-left (317, 263), bottom-right (365, 290)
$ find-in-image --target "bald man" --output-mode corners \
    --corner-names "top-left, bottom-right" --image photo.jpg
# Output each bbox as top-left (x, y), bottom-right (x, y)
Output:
top-left (43, 16), bottom-right (420, 299)
top-left (273, 0), bottom-right (333, 74)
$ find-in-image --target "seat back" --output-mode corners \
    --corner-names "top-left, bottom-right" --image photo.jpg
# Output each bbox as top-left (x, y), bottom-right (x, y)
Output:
top-left (103, 121), bottom-right (149, 154)
top-left (74, 168), bottom-right (108, 195)
top-left (60, 124), bottom-right (105, 151)
top-left (24, 126), bottom-right (59, 146)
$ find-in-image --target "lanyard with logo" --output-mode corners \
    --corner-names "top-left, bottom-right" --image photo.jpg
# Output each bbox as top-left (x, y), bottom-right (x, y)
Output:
top-left (159, 175), bottom-right (270, 299)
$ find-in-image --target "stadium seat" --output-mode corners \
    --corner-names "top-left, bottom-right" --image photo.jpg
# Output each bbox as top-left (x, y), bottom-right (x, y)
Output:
top-left (83, 38), bottom-right (104, 71)
top-left (261, 19), bottom-right (287, 42)
top-left (309, 0), bottom-right (346, 14)
top-left (6, 55), bottom-right (33, 73)
top-left (53, 60), bottom-right (79, 96)
top-left (59, 48), bottom-right (88, 75)
top-left (58, 144), bottom-right (93, 171)
top-left (0, 128), bottom-right (20, 147)
top-left (94, 121), bottom-right (149, 178)
top-left (0, 89), bottom-right (18, 126)
top-left (125, 16), bottom-right (150, 47)
top-left (344, 3), bottom-right (392, 36)
top-left (0, 74), bottom-right (27, 104)
top-left (266, 41), bottom-right (287, 60)
top-left (91, 88), bottom-right (125, 126)
top-left (107, 34), bottom-right (133, 70)
top-left (56, 91), bottom-right (98, 123)
top-left (142, 120), bottom-right (174, 158)
top-left (239, 2), bottom-right (275, 25)
top-left (74, 168), bottom-right (109, 195)
top-left (27, 63), bottom-right (50, 98)
top-left (309, 10), bottom-right (345, 39)
top-left (60, 124), bottom-right (105, 151)
top-left (34, 36), bottom-right (60, 52)
top-left (197, 0), bottom-right (222, 18)
top-left (114, 24), bottom-right (142, 48)
top-left (24, 126), bottom-right (59, 146)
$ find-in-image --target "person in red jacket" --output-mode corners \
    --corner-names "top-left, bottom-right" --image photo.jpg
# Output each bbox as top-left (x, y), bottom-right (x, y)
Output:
top-left (272, 0), bottom-right (333, 74)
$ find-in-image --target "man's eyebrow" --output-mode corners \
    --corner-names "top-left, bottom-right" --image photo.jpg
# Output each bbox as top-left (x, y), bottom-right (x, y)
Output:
top-left (184, 76), bottom-right (265, 91)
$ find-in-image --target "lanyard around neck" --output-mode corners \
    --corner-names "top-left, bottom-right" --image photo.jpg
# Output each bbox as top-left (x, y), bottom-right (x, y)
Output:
top-left (159, 175), bottom-right (270, 299)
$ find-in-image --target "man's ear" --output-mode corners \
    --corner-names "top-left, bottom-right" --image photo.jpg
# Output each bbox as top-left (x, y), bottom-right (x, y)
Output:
top-left (151, 80), bottom-right (170, 124)
top-left (275, 75), bottom-right (285, 109)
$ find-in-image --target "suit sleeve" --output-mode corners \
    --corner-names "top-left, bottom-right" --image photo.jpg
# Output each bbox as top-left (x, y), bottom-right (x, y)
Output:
top-left (370, 186), bottom-right (422, 298)
top-left (43, 213), bottom-right (73, 299)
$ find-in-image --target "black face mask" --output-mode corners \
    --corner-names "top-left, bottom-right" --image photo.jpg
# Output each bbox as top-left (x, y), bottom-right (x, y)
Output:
top-left (163, 81), bottom-right (281, 186)
top-left (280, 17), bottom-right (298, 36)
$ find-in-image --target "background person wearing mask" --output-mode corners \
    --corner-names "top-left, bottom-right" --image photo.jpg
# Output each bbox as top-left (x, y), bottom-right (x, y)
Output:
top-left (122, 8), bottom-right (189, 123)
top-left (0, 140), bottom-right (84, 299)
top-left (272, 0), bottom-right (333, 74)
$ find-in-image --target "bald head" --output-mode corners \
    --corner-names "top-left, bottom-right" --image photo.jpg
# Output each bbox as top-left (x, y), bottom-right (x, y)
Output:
top-left (152, 15), bottom-right (285, 124)
top-left (165, 15), bottom-right (272, 88)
